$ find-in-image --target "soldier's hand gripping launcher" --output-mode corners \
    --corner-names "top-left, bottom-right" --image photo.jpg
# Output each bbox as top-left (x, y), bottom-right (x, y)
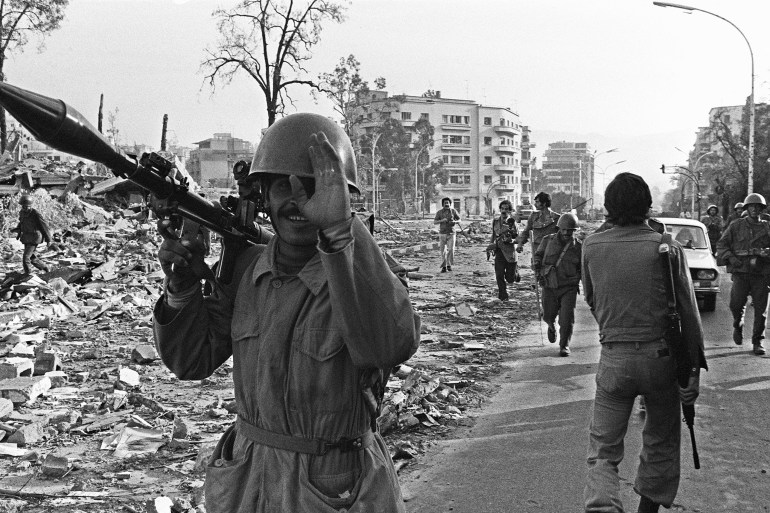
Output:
top-left (0, 82), bottom-right (271, 283)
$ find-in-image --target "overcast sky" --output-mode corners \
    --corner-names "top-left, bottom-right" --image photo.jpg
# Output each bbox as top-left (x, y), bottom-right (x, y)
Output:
top-left (5, 0), bottom-right (770, 195)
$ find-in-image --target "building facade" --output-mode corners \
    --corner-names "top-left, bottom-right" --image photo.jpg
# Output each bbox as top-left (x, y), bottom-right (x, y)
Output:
top-left (187, 133), bottom-right (254, 188)
top-left (351, 91), bottom-right (524, 215)
top-left (542, 141), bottom-right (594, 202)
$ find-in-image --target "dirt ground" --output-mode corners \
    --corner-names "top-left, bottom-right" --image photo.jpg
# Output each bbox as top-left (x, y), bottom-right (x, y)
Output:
top-left (0, 216), bottom-right (557, 513)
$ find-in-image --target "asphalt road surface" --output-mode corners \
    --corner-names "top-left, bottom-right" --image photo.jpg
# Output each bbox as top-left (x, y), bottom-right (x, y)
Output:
top-left (402, 277), bottom-right (770, 512)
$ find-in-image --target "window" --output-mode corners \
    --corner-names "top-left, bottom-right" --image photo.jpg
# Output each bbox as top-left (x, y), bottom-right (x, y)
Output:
top-left (484, 156), bottom-right (492, 165)
top-left (464, 175), bottom-right (471, 184)
top-left (442, 135), bottom-right (469, 145)
top-left (484, 175), bottom-right (492, 184)
top-left (484, 137), bottom-right (492, 145)
top-left (420, 113), bottom-right (429, 120)
top-left (484, 117), bottom-right (492, 126)
top-left (442, 114), bottom-right (469, 124)
top-left (401, 112), bottom-right (412, 121)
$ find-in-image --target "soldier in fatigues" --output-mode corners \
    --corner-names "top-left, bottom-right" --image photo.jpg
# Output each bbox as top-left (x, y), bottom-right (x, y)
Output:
top-left (717, 193), bottom-right (770, 355)
top-left (700, 205), bottom-right (723, 256)
top-left (725, 202), bottom-right (744, 228)
top-left (533, 213), bottom-right (582, 356)
top-left (153, 114), bottom-right (420, 512)
top-left (11, 194), bottom-right (51, 275)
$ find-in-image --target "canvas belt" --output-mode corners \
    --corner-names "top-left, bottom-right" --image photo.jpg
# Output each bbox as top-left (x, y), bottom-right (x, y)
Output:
top-left (236, 417), bottom-right (374, 456)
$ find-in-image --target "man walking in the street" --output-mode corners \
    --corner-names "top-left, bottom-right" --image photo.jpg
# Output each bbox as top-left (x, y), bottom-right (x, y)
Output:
top-left (434, 197), bottom-right (460, 272)
top-left (11, 194), bottom-right (51, 275)
top-left (533, 213), bottom-right (581, 356)
top-left (487, 200), bottom-right (520, 301)
top-left (700, 205), bottom-right (723, 256)
top-left (582, 173), bottom-right (706, 513)
top-left (726, 202), bottom-right (744, 228)
top-left (516, 191), bottom-right (560, 254)
top-left (716, 193), bottom-right (770, 355)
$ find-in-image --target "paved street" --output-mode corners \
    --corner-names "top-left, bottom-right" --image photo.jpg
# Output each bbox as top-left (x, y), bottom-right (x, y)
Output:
top-left (402, 277), bottom-right (770, 512)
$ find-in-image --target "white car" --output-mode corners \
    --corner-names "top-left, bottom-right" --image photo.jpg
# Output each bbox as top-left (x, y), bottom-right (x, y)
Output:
top-left (657, 217), bottom-right (720, 312)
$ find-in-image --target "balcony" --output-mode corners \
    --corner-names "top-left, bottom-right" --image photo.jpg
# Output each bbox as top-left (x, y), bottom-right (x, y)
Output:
top-left (494, 125), bottom-right (519, 136)
top-left (441, 123), bottom-right (471, 131)
top-left (494, 164), bottom-right (516, 172)
top-left (493, 145), bottom-right (516, 154)
top-left (441, 143), bottom-right (471, 151)
top-left (443, 182), bottom-right (471, 190)
top-left (443, 164), bottom-right (471, 171)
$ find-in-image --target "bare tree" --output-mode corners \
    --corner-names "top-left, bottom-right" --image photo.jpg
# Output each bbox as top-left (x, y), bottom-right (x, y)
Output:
top-left (202, 0), bottom-right (346, 127)
top-left (318, 54), bottom-right (385, 136)
top-left (0, 0), bottom-right (69, 151)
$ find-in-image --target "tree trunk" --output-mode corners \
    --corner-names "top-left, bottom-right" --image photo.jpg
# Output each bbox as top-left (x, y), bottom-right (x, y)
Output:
top-left (0, 67), bottom-right (6, 154)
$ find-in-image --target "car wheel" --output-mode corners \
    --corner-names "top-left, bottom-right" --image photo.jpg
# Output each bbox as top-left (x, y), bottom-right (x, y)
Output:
top-left (702, 294), bottom-right (717, 312)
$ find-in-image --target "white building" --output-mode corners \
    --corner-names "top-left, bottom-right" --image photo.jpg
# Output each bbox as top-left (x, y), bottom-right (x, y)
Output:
top-left (351, 91), bottom-right (524, 215)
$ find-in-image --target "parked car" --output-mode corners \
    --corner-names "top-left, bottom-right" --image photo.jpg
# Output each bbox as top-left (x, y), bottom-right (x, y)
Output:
top-left (657, 217), bottom-right (720, 312)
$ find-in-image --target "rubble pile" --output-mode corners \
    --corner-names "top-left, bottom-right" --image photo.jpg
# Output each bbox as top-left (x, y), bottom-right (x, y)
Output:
top-left (0, 198), bottom-right (537, 512)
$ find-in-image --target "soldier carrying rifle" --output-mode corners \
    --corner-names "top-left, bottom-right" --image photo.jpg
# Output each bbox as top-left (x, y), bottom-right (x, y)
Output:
top-left (717, 192), bottom-right (770, 355)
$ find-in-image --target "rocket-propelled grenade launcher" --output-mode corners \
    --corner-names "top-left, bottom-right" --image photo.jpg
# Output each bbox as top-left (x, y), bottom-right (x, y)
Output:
top-left (0, 82), bottom-right (271, 283)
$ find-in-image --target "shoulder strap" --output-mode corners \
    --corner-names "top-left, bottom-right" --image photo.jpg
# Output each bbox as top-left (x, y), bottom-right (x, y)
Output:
top-left (660, 233), bottom-right (677, 313)
top-left (553, 238), bottom-right (572, 267)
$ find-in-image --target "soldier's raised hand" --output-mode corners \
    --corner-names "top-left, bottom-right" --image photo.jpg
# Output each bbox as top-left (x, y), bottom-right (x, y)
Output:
top-left (291, 131), bottom-right (350, 230)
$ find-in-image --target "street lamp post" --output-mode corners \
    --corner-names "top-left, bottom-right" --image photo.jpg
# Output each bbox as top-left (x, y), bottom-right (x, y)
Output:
top-left (370, 132), bottom-right (382, 215)
top-left (663, 150), bottom-right (715, 218)
top-left (654, 2), bottom-right (755, 192)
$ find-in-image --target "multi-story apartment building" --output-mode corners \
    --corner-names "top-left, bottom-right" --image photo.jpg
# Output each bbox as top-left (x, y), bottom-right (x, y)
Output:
top-left (542, 142), bottom-right (594, 202)
top-left (350, 91), bottom-right (523, 215)
top-left (520, 125), bottom-right (535, 206)
top-left (187, 133), bottom-right (254, 187)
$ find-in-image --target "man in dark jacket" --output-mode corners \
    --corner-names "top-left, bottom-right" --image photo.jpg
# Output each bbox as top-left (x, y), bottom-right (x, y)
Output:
top-left (583, 173), bottom-right (706, 513)
top-left (700, 204), bottom-right (723, 255)
top-left (487, 200), bottom-right (519, 300)
top-left (533, 213), bottom-right (581, 356)
top-left (717, 193), bottom-right (770, 355)
top-left (12, 194), bottom-right (51, 275)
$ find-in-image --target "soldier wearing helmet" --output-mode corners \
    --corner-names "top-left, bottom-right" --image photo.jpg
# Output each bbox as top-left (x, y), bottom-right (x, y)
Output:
top-left (153, 113), bottom-right (420, 512)
top-left (700, 204), bottom-right (723, 256)
top-left (717, 192), bottom-right (770, 355)
top-left (533, 212), bottom-right (582, 356)
top-left (583, 173), bottom-right (705, 513)
top-left (726, 202), bottom-right (744, 228)
top-left (11, 193), bottom-right (52, 275)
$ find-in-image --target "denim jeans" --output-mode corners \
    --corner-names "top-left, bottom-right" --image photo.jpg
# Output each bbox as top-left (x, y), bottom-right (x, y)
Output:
top-left (729, 273), bottom-right (770, 344)
top-left (542, 285), bottom-right (578, 348)
top-left (585, 341), bottom-right (681, 512)
top-left (439, 233), bottom-right (456, 268)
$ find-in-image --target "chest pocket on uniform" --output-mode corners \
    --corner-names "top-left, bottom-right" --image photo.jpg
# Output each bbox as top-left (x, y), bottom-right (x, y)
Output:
top-left (289, 328), bottom-right (354, 413)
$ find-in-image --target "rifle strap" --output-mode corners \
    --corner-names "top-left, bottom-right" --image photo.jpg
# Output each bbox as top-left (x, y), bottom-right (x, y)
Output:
top-left (553, 238), bottom-right (572, 269)
top-left (660, 233), bottom-right (677, 314)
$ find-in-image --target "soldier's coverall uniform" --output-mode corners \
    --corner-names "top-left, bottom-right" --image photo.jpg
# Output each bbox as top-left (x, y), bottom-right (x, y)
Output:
top-left (517, 209), bottom-right (560, 250)
top-left (15, 207), bottom-right (51, 274)
top-left (489, 216), bottom-right (519, 300)
top-left (700, 212), bottom-right (723, 255)
top-left (153, 218), bottom-right (420, 513)
top-left (534, 232), bottom-right (582, 350)
top-left (582, 223), bottom-right (707, 512)
top-left (717, 216), bottom-right (770, 347)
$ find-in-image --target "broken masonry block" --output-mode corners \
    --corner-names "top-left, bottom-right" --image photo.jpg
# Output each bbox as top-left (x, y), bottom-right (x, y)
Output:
top-left (172, 416), bottom-right (188, 440)
top-left (7, 421), bottom-right (45, 446)
top-left (41, 454), bottom-right (69, 478)
top-left (131, 344), bottom-right (158, 364)
top-left (0, 376), bottom-right (52, 404)
top-left (0, 398), bottom-right (13, 419)
top-left (8, 342), bottom-right (35, 358)
top-left (44, 370), bottom-right (68, 388)
top-left (0, 358), bottom-right (34, 379)
top-left (34, 350), bottom-right (62, 376)
top-left (117, 367), bottom-right (140, 388)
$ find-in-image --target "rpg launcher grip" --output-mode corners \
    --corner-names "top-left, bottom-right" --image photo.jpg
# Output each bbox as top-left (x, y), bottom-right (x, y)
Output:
top-left (0, 82), bottom-right (271, 283)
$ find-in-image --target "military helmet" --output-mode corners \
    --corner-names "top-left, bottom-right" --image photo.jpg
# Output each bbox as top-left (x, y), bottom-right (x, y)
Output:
top-left (248, 113), bottom-right (358, 193)
top-left (706, 204), bottom-right (718, 214)
top-left (743, 193), bottom-right (767, 208)
top-left (557, 212), bottom-right (579, 230)
top-left (734, 202), bottom-right (744, 210)
top-left (19, 194), bottom-right (32, 206)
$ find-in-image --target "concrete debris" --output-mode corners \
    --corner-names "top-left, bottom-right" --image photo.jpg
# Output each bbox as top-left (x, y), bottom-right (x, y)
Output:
top-left (41, 453), bottom-right (69, 477)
